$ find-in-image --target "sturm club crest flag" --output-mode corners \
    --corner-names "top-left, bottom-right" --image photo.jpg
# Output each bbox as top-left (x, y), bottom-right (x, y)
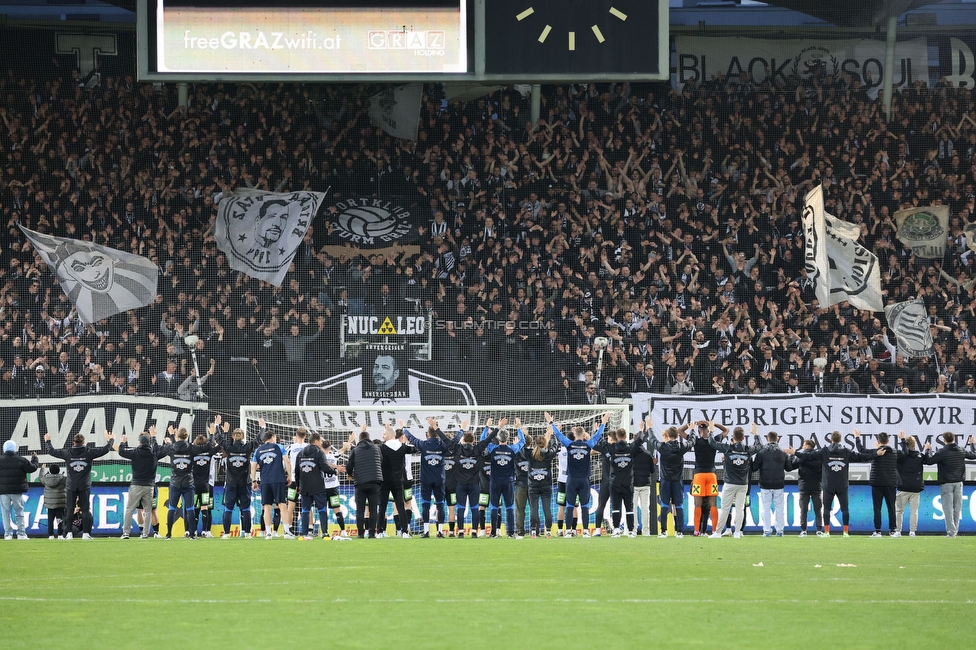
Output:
top-left (20, 226), bottom-right (158, 324)
top-left (885, 298), bottom-right (935, 358)
top-left (894, 206), bottom-right (949, 259)
top-left (368, 84), bottom-right (423, 141)
top-left (215, 189), bottom-right (327, 287)
top-left (802, 185), bottom-right (884, 312)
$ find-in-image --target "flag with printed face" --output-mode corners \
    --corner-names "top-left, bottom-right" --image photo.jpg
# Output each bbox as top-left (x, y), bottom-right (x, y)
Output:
top-left (20, 226), bottom-right (158, 324)
top-left (215, 189), bottom-right (327, 287)
top-left (885, 298), bottom-right (934, 358)
top-left (894, 206), bottom-right (949, 259)
top-left (802, 185), bottom-right (884, 311)
top-left (368, 84), bottom-right (423, 141)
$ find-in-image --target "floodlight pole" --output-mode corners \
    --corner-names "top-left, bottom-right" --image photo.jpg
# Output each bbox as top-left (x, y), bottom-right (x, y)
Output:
top-left (882, 15), bottom-right (897, 122)
top-left (531, 85), bottom-right (541, 126)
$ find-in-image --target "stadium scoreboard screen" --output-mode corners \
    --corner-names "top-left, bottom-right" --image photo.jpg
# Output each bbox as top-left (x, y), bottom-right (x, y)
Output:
top-left (137, 0), bottom-right (668, 81)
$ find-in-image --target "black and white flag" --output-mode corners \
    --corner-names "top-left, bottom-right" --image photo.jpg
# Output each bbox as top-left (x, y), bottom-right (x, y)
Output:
top-left (803, 185), bottom-right (883, 311)
top-left (215, 189), bottom-right (327, 287)
top-left (884, 298), bottom-right (934, 358)
top-left (895, 206), bottom-right (949, 259)
top-left (20, 226), bottom-right (158, 324)
top-left (368, 85), bottom-right (423, 141)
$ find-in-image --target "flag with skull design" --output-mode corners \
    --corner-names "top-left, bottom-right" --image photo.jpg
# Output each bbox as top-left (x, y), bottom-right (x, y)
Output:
top-left (20, 226), bottom-right (159, 324)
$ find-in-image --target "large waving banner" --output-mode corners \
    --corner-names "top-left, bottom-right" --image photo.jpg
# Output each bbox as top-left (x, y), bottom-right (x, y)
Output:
top-left (632, 392), bottom-right (976, 454)
top-left (675, 36), bottom-right (928, 98)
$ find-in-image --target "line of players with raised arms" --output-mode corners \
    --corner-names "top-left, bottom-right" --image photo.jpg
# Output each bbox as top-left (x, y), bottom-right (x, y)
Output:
top-left (17, 411), bottom-right (976, 540)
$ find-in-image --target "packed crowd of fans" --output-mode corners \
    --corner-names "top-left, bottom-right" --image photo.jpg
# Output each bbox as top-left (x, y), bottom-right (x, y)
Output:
top-left (2, 51), bottom-right (976, 402)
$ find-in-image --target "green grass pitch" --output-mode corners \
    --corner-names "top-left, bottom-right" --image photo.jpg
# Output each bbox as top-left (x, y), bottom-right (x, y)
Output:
top-left (1, 535), bottom-right (974, 649)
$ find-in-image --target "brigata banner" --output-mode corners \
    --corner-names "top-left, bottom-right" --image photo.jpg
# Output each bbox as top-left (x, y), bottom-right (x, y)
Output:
top-left (0, 395), bottom-right (209, 474)
top-left (632, 392), bottom-right (976, 453)
top-left (675, 36), bottom-right (928, 98)
top-left (2, 482), bottom-right (974, 536)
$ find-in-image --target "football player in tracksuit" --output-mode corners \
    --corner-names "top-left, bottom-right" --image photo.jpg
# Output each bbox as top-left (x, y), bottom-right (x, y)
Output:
top-left (44, 429), bottom-right (115, 540)
top-left (482, 417), bottom-right (526, 538)
top-left (321, 438), bottom-right (350, 539)
top-left (555, 443), bottom-right (569, 535)
top-left (436, 422), bottom-right (496, 537)
top-left (284, 428), bottom-right (310, 537)
top-left (296, 433), bottom-right (338, 540)
top-left (523, 427), bottom-right (559, 537)
top-left (709, 424), bottom-right (763, 538)
top-left (646, 423), bottom-right (696, 538)
top-left (157, 426), bottom-right (213, 539)
top-left (401, 418), bottom-right (450, 538)
top-left (443, 432), bottom-right (459, 537)
top-left (546, 411), bottom-right (611, 537)
top-left (600, 426), bottom-right (649, 537)
top-left (214, 417), bottom-right (264, 538)
top-left (378, 423), bottom-right (417, 538)
top-left (790, 439), bottom-right (824, 536)
top-left (191, 433), bottom-right (219, 537)
top-left (478, 450), bottom-right (491, 535)
top-left (793, 429), bottom-right (881, 537)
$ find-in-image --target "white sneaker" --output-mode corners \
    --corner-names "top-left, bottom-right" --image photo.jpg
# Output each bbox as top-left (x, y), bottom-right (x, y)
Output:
top-left (675, 532), bottom-right (684, 539)
top-left (17, 534), bottom-right (28, 540)
top-left (891, 531), bottom-right (901, 538)
top-left (65, 533), bottom-right (73, 540)
top-left (870, 532), bottom-right (882, 538)
top-left (582, 531), bottom-right (591, 538)
top-left (628, 531), bottom-right (637, 538)
top-left (265, 533), bottom-right (273, 540)
top-left (611, 531), bottom-right (621, 538)
top-left (657, 533), bottom-right (668, 538)
top-left (721, 529), bottom-right (733, 537)
top-left (220, 533), bottom-right (231, 539)
top-left (733, 532), bottom-right (743, 539)
top-left (514, 535), bottom-right (524, 540)
top-left (798, 531), bottom-right (807, 537)
top-left (3, 535), bottom-right (11, 541)
top-left (333, 534), bottom-right (351, 542)
top-left (708, 532), bottom-right (723, 539)
top-left (909, 531), bottom-right (916, 537)
top-left (201, 531), bottom-right (214, 538)
top-left (283, 531), bottom-right (296, 540)
top-left (82, 533), bottom-right (93, 540)
top-left (302, 535), bottom-right (314, 541)
top-left (48, 535), bottom-right (55, 540)
top-left (375, 532), bottom-right (387, 539)
top-left (401, 531), bottom-right (412, 539)
top-left (271, 532), bottom-right (282, 539)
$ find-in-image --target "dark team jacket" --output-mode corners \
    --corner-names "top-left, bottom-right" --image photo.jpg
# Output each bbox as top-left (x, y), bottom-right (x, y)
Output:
top-left (346, 439), bottom-right (383, 485)
top-left (647, 433), bottom-right (696, 483)
top-left (485, 429), bottom-right (526, 484)
top-left (751, 443), bottom-right (791, 490)
top-left (117, 440), bottom-right (160, 486)
top-left (922, 442), bottom-right (976, 484)
top-left (191, 442), bottom-right (219, 485)
top-left (603, 432), bottom-right (649, 489)
top-left (855, 439), bottom-right (898, 488)
top-left (403, 428), bottom-right (449, 485)
top-left (523, 437), bottom-right (559, 489)
top-left (215, 433), bottom-right (261, 487)
top-left (552, 423), bottom-right (606, 480)
top-left (633, 444), bottom-right (656, 488)
top-left (790, 452), bottom-right (823, 493)
top-left (709, 435), bottom-right (763, 486)
top-left (380, 440), bottom-right (417, 486)
top-left (297, 445), bottom-right (336, 496)
top-left (46, 439), bottom-right (114, 490)
top-left (438, 429), bottom-right (496, 485)
top-left (896, 441), bottom-right (924, 493)
top-left (692, 435), bottom-right (718, 473)
top-left (158, 439), bottom-right (213, 489)
top-left (795, 444), bottom-right (874, 492)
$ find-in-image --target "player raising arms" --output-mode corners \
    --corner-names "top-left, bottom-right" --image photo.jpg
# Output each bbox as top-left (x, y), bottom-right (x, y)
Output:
top-left (646, 422), bottom-right (696, 538)
top-left (483, 417), bottom-right (526, 538)
top-left (522, 426), bottom-right (559, 538)
top-left (296, 433), bottom-right (339, 540)
top-left (378, 423), bottom-right (417, 538)
top-left (546, 411), bottom-right (611, 537)
top-left (436, 419), bottom-right (496, 538)
top-left (157, 426), bottom-right (213, 540)
top-left (682, 420), bottom-right (728, 536)
top-left (709, 424), bottom-right (762, 538)
top-left (214, 415), bottom-right (263, 538)
top-left (401, 418), bottom-right (450, 538)
top-left (250, 427), bottom-right (294, 540)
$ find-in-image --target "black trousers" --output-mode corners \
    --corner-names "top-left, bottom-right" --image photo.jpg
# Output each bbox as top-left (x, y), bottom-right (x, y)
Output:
top-left (65, 488), bottom-right (92, 534)
top-left (798, 490), bottom-right (823, 531)
top-left (872, 485), bottom-right (897, 532)
top-left (823, 489), bottom-right (850, 527)
top-left (377, 481), bottom-right (406, 534)
top-left (47, 507), bottom-right (65, 537)
top-left (355, 482), bottom-right (382, 538)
